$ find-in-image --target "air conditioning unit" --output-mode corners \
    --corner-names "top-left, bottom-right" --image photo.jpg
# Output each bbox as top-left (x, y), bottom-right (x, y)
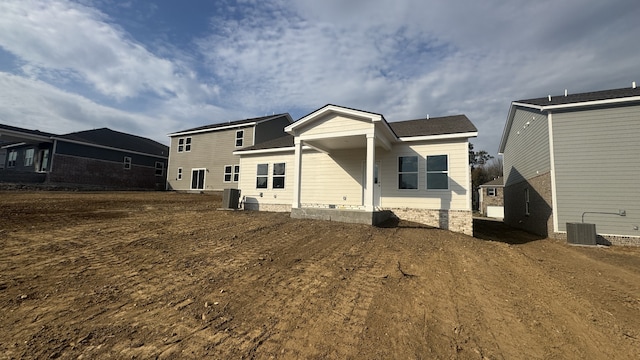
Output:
top-left (566, 222), bottom-right (596, 245)
top-left (222, 188), bottom-right (241, 209)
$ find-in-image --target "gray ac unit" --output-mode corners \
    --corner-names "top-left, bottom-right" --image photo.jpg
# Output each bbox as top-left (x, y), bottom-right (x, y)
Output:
top-left (222, 188), bottom-right (241, 209)
top-left (566, 222), bottom-right (597, 245)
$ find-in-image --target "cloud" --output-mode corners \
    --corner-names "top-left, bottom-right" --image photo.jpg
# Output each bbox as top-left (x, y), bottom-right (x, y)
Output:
top-left (0, 0), bottom-right (215, 101)
top-left (0, 72), bottom-right (175, 142)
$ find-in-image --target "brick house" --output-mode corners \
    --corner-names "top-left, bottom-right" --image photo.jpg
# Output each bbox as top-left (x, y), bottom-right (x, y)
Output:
top-left (478, 176), bottom-right (504, 218)
top-left (1, 124), bottom-right (168, 189)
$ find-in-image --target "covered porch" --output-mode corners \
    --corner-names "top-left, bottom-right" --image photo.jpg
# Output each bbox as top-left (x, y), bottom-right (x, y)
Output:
top-left (284, 105), bottom-right (397, 223)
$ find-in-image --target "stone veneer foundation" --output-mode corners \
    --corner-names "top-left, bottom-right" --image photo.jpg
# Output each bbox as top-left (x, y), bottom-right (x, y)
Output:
top-left (387, 208), bottom-right (473, 236)
top-left (243, 202), bottom-right (291, 212)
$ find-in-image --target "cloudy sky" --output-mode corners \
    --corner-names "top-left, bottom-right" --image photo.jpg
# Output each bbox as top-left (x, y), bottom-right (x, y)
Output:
top-left (1, 0), bottom-right (639, 155)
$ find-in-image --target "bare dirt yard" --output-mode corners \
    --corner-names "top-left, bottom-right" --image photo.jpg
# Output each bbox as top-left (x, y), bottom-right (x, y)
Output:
top-left (1, 191), bottom-right (639, 359)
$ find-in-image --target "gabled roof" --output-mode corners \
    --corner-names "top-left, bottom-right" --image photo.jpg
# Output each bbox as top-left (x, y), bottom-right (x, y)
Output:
top-left (479, 176), bottom-right (504, 187)
top-left (57, 128), bottom-right (168, 157)
top-left (389, 115), bottom-right (477, 137)
top-left (500, 85), bottom-right (640, 153)
top-left (168, 113), bottom-right (292, 137)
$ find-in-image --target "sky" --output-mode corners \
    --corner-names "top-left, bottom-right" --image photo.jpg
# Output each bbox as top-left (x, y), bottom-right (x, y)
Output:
top-left (1, 0), bottom-right (639, 156)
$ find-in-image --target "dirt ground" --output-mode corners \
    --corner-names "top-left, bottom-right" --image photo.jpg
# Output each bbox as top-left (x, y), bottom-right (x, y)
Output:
top-left (1, 192), bottom-right (639, 359)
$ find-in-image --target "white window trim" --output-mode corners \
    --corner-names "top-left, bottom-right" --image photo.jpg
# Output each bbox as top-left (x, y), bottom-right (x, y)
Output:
top-left (191, 168), bottom-right (206, 190)
top-left (177, 167), bottom-right (183, 180)
top-left (223, 165), bottom-right (233, 183)
top-left (124, 156), bottom-right (132, 170)
top-left (525, 188), bottom-right (530, 216)
top-left (8, 150), bottom-right (17, 168)
top-left (24, 148), bottom-right (34, 167)
top-left (256, 163), bottom-right (269, 189)
top-left (178, 137), bottom-right (192, 153)
top-left (272, 162), bottom-right (286, 189)
top-left (426, 154), bottom-right (449, 191)
top-left (233, 165), bottom-right (240, 182)
top-left (235, 130), bottom-right (244, 148)
top-left (397, 155), bottom-right (419, 190)
top-left (487, 188), bottom-right (496, 196)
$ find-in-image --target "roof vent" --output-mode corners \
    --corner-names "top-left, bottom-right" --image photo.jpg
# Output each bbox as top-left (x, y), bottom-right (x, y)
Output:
top-left (633, 81), bottom-right (637, 89)
top-left (548, 95), bottom-right (552, 101)
top-left (426, 114), bottom-right (429, 119)
top-left (564, 89), bottom-right (568, 97)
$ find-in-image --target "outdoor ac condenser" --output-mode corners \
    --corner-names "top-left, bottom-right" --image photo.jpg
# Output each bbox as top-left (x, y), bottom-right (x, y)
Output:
top-left (566, 222), bottom-right (597, 245)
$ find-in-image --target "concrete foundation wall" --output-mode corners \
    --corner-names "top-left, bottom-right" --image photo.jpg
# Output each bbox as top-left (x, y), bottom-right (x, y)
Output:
top-left (243, 202), bottom-right (291, 212)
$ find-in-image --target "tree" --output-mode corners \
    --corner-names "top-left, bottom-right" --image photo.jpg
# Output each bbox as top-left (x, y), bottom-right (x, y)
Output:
top-left (469, 143), bottom-right (493, 169)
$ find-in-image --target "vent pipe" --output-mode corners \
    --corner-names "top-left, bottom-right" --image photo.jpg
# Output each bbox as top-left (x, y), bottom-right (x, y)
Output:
top-left (548, 95), bottom-right (552, 101)
top-left (426, 114), bottom-right (429, 119)
top-left (564, 89), bottom-right (568, 96)
top-left (633, 81), bottom-right (637, 89)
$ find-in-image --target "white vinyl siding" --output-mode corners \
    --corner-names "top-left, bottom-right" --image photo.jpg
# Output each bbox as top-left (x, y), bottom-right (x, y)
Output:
top-left (379, 140), bottom-right (470, 210)
top-left (298, 113), bottom-right (373, 137)
top-left (552, 104), bottom-right (640, 236)
top-left (239, 154), bottom-right (295, 206)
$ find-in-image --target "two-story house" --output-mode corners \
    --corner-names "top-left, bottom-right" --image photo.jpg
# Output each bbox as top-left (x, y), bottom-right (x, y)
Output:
top-left (499, 85), bottom-right (640, 245)
top-left (166, 114), bottom-right (292, 191)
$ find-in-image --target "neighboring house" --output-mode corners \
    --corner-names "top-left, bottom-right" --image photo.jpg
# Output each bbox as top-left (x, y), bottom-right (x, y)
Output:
top-left (0, 124), bottom-right (168, 189)
top-left (478, 176), bottom-right (504, 218)
top-left (499, 85), bottom-right (640, 245)
top-left (234, 104), bottom-right (478, 235)
top-left (166, 114), bottom-right (292, 191)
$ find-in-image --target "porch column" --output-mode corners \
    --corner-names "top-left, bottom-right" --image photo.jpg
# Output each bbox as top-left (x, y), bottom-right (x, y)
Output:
top-left (365, 133), bottom-right (375, 211)
top-left (292, 138), bottom-right (302, 209)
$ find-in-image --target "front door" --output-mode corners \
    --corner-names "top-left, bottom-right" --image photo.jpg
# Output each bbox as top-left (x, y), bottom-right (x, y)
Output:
top-left (191, 169), bottom-right (205, 190)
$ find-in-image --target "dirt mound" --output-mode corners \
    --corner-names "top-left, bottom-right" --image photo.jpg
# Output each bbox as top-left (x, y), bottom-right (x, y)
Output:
top-left (1, 192), bottom-right (639, 359)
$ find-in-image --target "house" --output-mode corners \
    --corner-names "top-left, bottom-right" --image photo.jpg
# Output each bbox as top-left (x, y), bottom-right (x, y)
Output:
top-left (234, 104), bottom-right (478, 235)
top-left (0, 124), bottom-right (168, 189)
top-left (478, 176), bottom-right (504, 218)
top-left (499, 85), bottom-right (640, 245)
top-left (166, 113), bottom-right (292, 191)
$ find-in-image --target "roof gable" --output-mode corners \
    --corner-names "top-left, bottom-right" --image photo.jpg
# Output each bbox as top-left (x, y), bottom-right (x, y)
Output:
top-left (58, 128), bottom-right (168, 157)
top-left (169, 113), bottom-right (292, 137)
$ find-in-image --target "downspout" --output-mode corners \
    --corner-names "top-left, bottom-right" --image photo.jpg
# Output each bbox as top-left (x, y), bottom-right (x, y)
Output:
top-left (48, 138), bottom-right (58, 183)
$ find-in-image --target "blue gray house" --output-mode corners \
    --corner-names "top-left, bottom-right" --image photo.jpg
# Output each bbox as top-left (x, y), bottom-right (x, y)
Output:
top-left (1, 124), bottom-right (168, 189)
top-left (499, 85), bottom-right (640, 245)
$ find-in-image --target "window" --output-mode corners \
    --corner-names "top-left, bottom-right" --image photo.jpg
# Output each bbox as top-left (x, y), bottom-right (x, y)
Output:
top-left (398, 156), bottom-right (418, 189)
top-left (235, 130), bottom-right (244, 147)
top-left (24, 148), bottom-right (34, 167)
top-left (124, 156), bottom-right (132, 170)
top-left (8, 150), bottom-right (17, 167)
top-left (234, 165), bottom-right (240, 182)
top-left (256, 163), bottom-right (268, 188)
top-left (155, 161), bottom-right (164, 176)
top-left (191, 169), bottom-right (205, 190)
top-left (178, 137), bottom-right (192, 152)
top-left (487, 188), bottom-right (497, 196)
top-left (524, 188), bottom-right (530, 216)
top-left (177, 167), bottom-right (183, 180)
top-left (224, 165), bottom-right (233, 182)
top-left (273, 163), bottom-right (285, 188)
top-left (426, 155), bottom-right (448, 190)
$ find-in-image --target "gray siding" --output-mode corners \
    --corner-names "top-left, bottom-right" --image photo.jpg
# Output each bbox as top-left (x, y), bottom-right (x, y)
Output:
top-left (552, 104), bottom-right (640, 237)
top-left (503, 108), bottom-right (550, 186)
top-left (167, 126), bottom-right (252, 191)
top-left (254, 115), bottom-right (290, 144)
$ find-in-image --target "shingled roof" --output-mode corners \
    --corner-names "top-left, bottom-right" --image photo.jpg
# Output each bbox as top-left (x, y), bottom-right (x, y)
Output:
top-left (169, 113), bottom-right (290, 136)
top-left (516, 86), bottom-right (640, 107)
top-left (238, 135), bottom-right (294, 151)
top-left (389, 115), bottom-right (477, 137)
top-left (58, 128), bottom-right (168, 157)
